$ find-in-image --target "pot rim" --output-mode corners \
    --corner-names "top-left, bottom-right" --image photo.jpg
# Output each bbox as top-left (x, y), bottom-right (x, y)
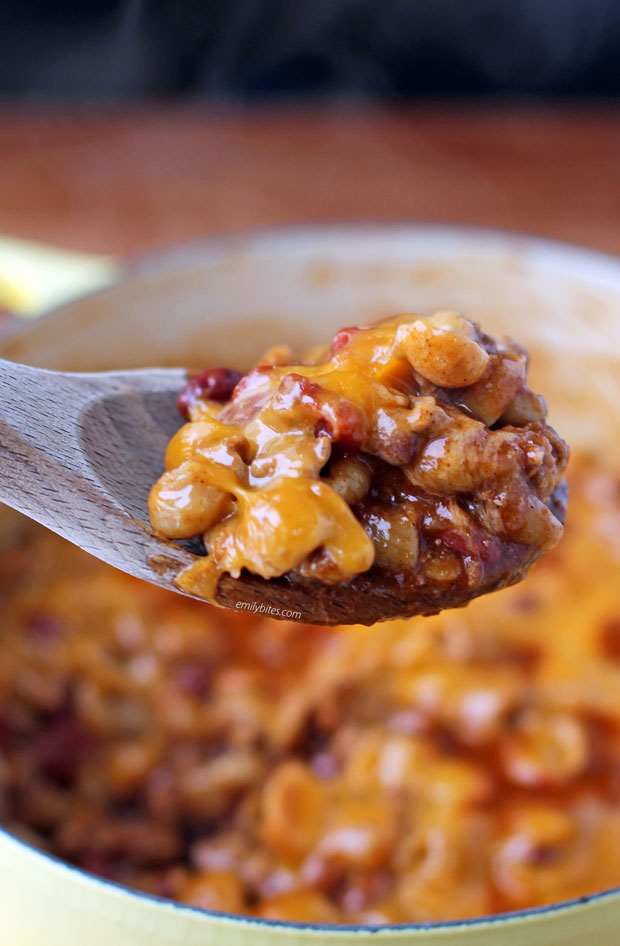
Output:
top-left (4, 825), bottom-right (620, 934)
top-left (4, 219), bottom-right (620, 340)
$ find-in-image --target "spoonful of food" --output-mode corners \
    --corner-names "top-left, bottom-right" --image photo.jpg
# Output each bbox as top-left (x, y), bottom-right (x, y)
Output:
top-left (0, 311), bottom-right (568, 625)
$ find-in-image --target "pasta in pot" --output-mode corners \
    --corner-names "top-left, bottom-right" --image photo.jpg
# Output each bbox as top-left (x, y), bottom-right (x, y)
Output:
top-left (2, 455), bottom-right (620, 923)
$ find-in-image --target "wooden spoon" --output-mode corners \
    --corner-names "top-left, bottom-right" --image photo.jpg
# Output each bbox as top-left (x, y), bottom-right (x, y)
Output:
top-left (0, 358), bottom-right (566, 625)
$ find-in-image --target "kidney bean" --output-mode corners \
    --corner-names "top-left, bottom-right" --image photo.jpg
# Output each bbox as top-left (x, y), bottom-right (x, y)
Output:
top-left (177, 368), bottom-right (243, 419)
top-left (34, 715), bottom-right (93, 786)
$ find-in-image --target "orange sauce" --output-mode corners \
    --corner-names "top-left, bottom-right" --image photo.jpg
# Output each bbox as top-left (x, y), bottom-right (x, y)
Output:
top-left (149, 312), bottom-right (565, 605)
top-left (1, 455), bottom-right (620, 922)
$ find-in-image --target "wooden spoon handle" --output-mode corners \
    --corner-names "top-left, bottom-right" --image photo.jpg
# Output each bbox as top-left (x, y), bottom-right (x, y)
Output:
top-left (0, 358), bottom-right (194, 588)
top-left (0, 359), bottom-right (88, 517)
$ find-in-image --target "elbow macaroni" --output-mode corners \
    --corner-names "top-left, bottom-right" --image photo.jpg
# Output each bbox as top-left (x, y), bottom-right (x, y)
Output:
top-left (1, 455), bottom-right (619, 922)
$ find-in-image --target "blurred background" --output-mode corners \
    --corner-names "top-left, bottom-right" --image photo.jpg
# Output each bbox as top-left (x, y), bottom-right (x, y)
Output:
top-left (2, 0), bottom-right (620, 101)
top-left (0, 0), bottom-right (619, 299)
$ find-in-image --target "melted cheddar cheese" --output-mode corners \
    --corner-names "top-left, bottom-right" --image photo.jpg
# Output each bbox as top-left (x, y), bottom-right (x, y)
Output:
top-left (149, 312), bottom-right (567, 608)
top-left (1, 455), bottom-right (620, 923)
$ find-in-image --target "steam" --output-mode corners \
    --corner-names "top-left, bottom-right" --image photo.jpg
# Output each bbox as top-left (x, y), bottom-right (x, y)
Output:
top-left (1, 0), bottom-right (619, 100)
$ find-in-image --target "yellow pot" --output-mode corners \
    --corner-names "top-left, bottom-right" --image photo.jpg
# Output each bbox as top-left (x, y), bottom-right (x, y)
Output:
top-left (2, 224), bottom-right (620, 945)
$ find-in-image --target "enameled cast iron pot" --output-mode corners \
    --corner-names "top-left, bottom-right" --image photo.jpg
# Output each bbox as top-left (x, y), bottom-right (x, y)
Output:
top-left (2, 224), bottom-right (620, 946)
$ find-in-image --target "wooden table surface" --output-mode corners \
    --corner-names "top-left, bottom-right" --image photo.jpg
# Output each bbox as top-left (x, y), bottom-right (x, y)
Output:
top-left (1, 105), bottom-right (619, 258)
